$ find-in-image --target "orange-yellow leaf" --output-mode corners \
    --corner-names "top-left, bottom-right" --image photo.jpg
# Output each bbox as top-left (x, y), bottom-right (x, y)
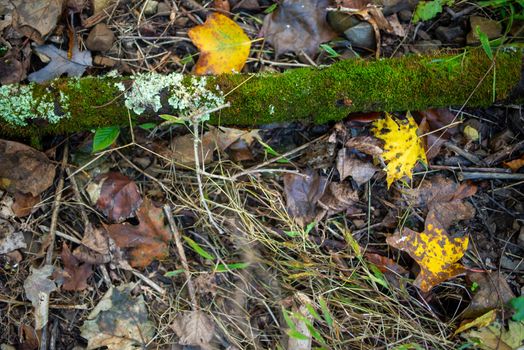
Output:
top-left (503, 156), bottom-right (524, 172)
top-left (386, 211), bottom-right (468, 292)
top-left (188, 12), bottom-right (251, 75)
top-left (372, 112), bottom-right (427, 188)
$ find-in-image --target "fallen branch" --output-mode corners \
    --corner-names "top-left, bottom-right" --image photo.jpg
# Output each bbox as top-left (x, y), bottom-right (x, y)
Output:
top-left (0, 49), bottom-right (522, 138)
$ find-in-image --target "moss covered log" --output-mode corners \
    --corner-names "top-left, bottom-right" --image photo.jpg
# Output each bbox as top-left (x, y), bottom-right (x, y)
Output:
top-left (0, 49), bottom-right (522, 138)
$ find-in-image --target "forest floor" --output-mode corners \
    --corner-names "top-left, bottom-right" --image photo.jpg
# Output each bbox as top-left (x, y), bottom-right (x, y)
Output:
top-left (1, 0), bottom-right (524, 349)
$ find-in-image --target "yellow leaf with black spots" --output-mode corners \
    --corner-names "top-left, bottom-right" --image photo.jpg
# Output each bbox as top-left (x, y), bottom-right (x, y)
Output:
top-left (372, 112), bottom-right (427, 188)
top-left (386, 211), bottom-right (468, 292)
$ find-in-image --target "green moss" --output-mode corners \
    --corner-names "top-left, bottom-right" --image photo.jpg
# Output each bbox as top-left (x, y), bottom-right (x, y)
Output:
top-left (0, 48), bottom-right (521, 138)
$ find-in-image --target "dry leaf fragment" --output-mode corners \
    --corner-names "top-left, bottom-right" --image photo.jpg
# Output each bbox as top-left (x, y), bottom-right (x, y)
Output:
top-left (504, 155), bottom-right (524, 172)
top-left (188, 12), bottom-right (251, 75)
top-left (12, 191), bottom-right (40, 217)
top-left (106, 198), bottom-right (171, 268)
top-left (0, 218), bottom-right (26, 254)
top-left (169, 132), bottom-right (217, 165)
top-left (12, 0), bottom-right (63, 43)
top-left (345, 136), bottom-right (383, 156)
top-left (87, 172), bottom-right (143, 223)
top-left (56, 243), bottom-right (93, 291)
top-left (73, 224), bottom-right (111, 265)
top-left (261, 0), bottom-right (336, 57)
top-left (462, 272), bottom-right (515, 319)
top-left (171, 311), bottom-right (216, 349)
top-left (386, 211), bottom-right (468, 292)
top-left (318, 182), bottom-right (358, 216)
top-left (0, 139), bottom-right (56, 197)
top-left (28, 43), bottom-right (92, 83)
top-left (23, 265), bottom-right (57, 330)
top-left (283, 170), bottom-right (327, 227)
top-left (372, 112), bottom-right (427, 188)
top-left (336, 149), bottom-right (378, 186)
top-left (463, 320), bottom-right (524, 350)
top-left (80, 283), bottom-right (155, 350)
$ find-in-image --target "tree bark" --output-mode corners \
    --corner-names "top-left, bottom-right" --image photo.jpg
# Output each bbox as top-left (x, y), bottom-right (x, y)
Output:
top-left (0, 48), bottom-right (521, 138)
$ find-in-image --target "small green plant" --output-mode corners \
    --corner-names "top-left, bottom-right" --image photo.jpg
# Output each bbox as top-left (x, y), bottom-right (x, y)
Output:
top-left (510, 296), bottom-right (524, 321)
top-left (413, 0), bottom-right (454, 23)
top-left (320, 44), bottom-right (340, 58)
top-left (264, 3), bottom-right (278, 14)
top-left (257, 139), bottom-right (291, 163)
top-left (92, 126), bottom-right (120, 152)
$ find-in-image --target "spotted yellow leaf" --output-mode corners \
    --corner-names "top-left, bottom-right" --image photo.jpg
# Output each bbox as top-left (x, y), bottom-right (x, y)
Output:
top-left (372, 112), bottom-right (427, 188)
top-left (386, 211), bottom-right (468, 292)
top-left (188, 12), bottom-right (251, 75)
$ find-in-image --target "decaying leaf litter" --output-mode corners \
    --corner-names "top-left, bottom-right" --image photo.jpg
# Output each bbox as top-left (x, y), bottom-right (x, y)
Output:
top-left (0, 0), bottom-right (524, 349)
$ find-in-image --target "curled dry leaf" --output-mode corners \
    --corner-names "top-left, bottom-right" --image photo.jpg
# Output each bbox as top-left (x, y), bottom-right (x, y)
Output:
top-left (12, 0), bottom-right (63, 43)
top-left (80, 283), bottom-right (155, 350)
top-left (12, 191), bottom-right (40, 217)
top-left (462, 272), bottom-right (515, 319)
top-left (87, 172), bottom-right (143, 223)
top-left (23, 265), bottom-right (57, 330)
top-left (261, 0), bottom-right (336, 57)
top-left (372, 113), bottom-right (427, 188)
top-left (56, 243), bottom-right (93, 291)
top-left (28, 43), bottom-right (93, 83)
top-left (504, 155), bottom-right (524, 172)
top-left (345, 136), bottom-right (383, 156)
top-left (188, 12), bottom-right (251, 75)
top-left (73, 224), bottom-right (111, 265)
top-left (318, 182), bottom-right (358, 216)
top-left (0, 218), bottom-right (26, 254)
top-left (172, 311), bottom-right (216, 349)
top-left (106, 198), bottom-right (171, 268)
top-left (336, 149), bottom-right (378, 186)
top-left (283, 170), bottom-right (327, 227)
top-left (0, 139), bottom-right (56, 197)
top-left (386, 211), bottom-right (469, 292)
top-left (168, 132), bottom-right (217, 165)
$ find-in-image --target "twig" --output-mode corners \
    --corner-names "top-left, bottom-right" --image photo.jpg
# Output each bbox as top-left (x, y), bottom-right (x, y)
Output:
top-left (458, 172), bottom-right (524, 181)
top-left (484, 140), bottom-right (524, 166)
top-left (429, 165), bottom-right (512, 173)
top-left (444, 141), bottom-right (484, 166)
top-left (163, 205), bottom-right (198, 308)
top-left (130, 269), bottom-right (166, 295)
top-left (40, 144), bottom-right (68, 350)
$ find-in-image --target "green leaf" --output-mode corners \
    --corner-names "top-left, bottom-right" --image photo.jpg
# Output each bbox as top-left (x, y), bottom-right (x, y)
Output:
top-left (215, 262), bottom-right (250, 272)
top-left (413, 0), bottom-right (453, 22)
top-left (476, 25), bottom-right (494, 60)
top-left (159, 114), bottom-right (186, 124)
top-left (164, 269), bottom-right (185, 277)
top-left (318, 296), bottom-right (333, 328)
top-left (183, 236), bottom-right (214, 260)
top-left (139, 122), bottom-right (157, 130)
top-left (282, 308), bottom-right (297, 330)
top-left (305, 304), bottom-right (321, 321)
top-left (510, 296), bottom-right (524, 321)
top-left (320, 44), bottom-right (340, 58)
top-left (92, 126), bottom-right (120, 152)
top-left (264, 3), bottom-right (278, 14)
top-left (287, 329), bottom-right (310, 341)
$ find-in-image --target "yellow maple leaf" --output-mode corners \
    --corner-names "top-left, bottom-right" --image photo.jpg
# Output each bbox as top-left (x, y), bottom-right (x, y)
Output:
top-left (372, 112), bottom-right (427, 188)
top-left (188, 13), bottom-right (251, 75)
top-left (386, 211), bottom-right (468, 292)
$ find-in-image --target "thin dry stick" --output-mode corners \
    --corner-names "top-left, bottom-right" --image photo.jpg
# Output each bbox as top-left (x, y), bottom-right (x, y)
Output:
top-left (163, 204), bottom-right (198, 308)
top-left (40, 144), bottom-right (69, 350)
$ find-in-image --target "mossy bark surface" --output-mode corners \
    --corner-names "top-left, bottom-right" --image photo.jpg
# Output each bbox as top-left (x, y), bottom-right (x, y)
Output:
top-left (0, 49), bottom-right (522, 138)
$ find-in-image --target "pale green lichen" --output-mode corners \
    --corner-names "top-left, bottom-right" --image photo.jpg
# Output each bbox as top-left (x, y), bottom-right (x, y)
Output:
top-left (0, 83), bottom-right (70, 126)
top-left (121, 72), bottom-right (224, 122)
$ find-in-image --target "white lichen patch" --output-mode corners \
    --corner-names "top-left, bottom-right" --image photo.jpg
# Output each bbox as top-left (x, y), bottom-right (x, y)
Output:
top-left (121, 72), bottom-right (225, 122)
top-left (0, 84), bottom-right (70, 126)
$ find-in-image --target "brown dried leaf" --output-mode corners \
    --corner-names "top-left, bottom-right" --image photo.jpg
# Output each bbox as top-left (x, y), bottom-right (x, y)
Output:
top-left (344, 136), bottom-right (383, 156)
top-left (23, 265), bottom-right (57, 329)
top-left (503, 155), bottom-right (524, 172)
top-left (318, 182), bottom-right (358, 216)
top-left (386, 211), bottom-right (468, 292)
top-left (364, 252), bottom-right (408, 275)
top-left (462, 271), bottom-right (515, 319)
top-left (107, 198), bottom-right (171, 268)
top-left (80, 283), bottom-right (155, 350)
top-left (87, 172), bottom-right (143, 223)
top-left (171, 311), bottom-right (216, 349)
top-left (58, 243), bottom-right (93, 291)
top-left (12, 191), bottom-right (40, 217)
top-left (261, 0), bottom-right (337, 57)
top-left (283, 170), bottom-right (327, 227)
top-left (336, 149), bottom-right (378, 186)
top-left (168, 132), bottom-right (217, 165)
top-left (73, 224), bottom-right (111, 265)
top-left (12, 0), bottom-right (63, 44)
top-left (0, 139), bottom-right (56, 196)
